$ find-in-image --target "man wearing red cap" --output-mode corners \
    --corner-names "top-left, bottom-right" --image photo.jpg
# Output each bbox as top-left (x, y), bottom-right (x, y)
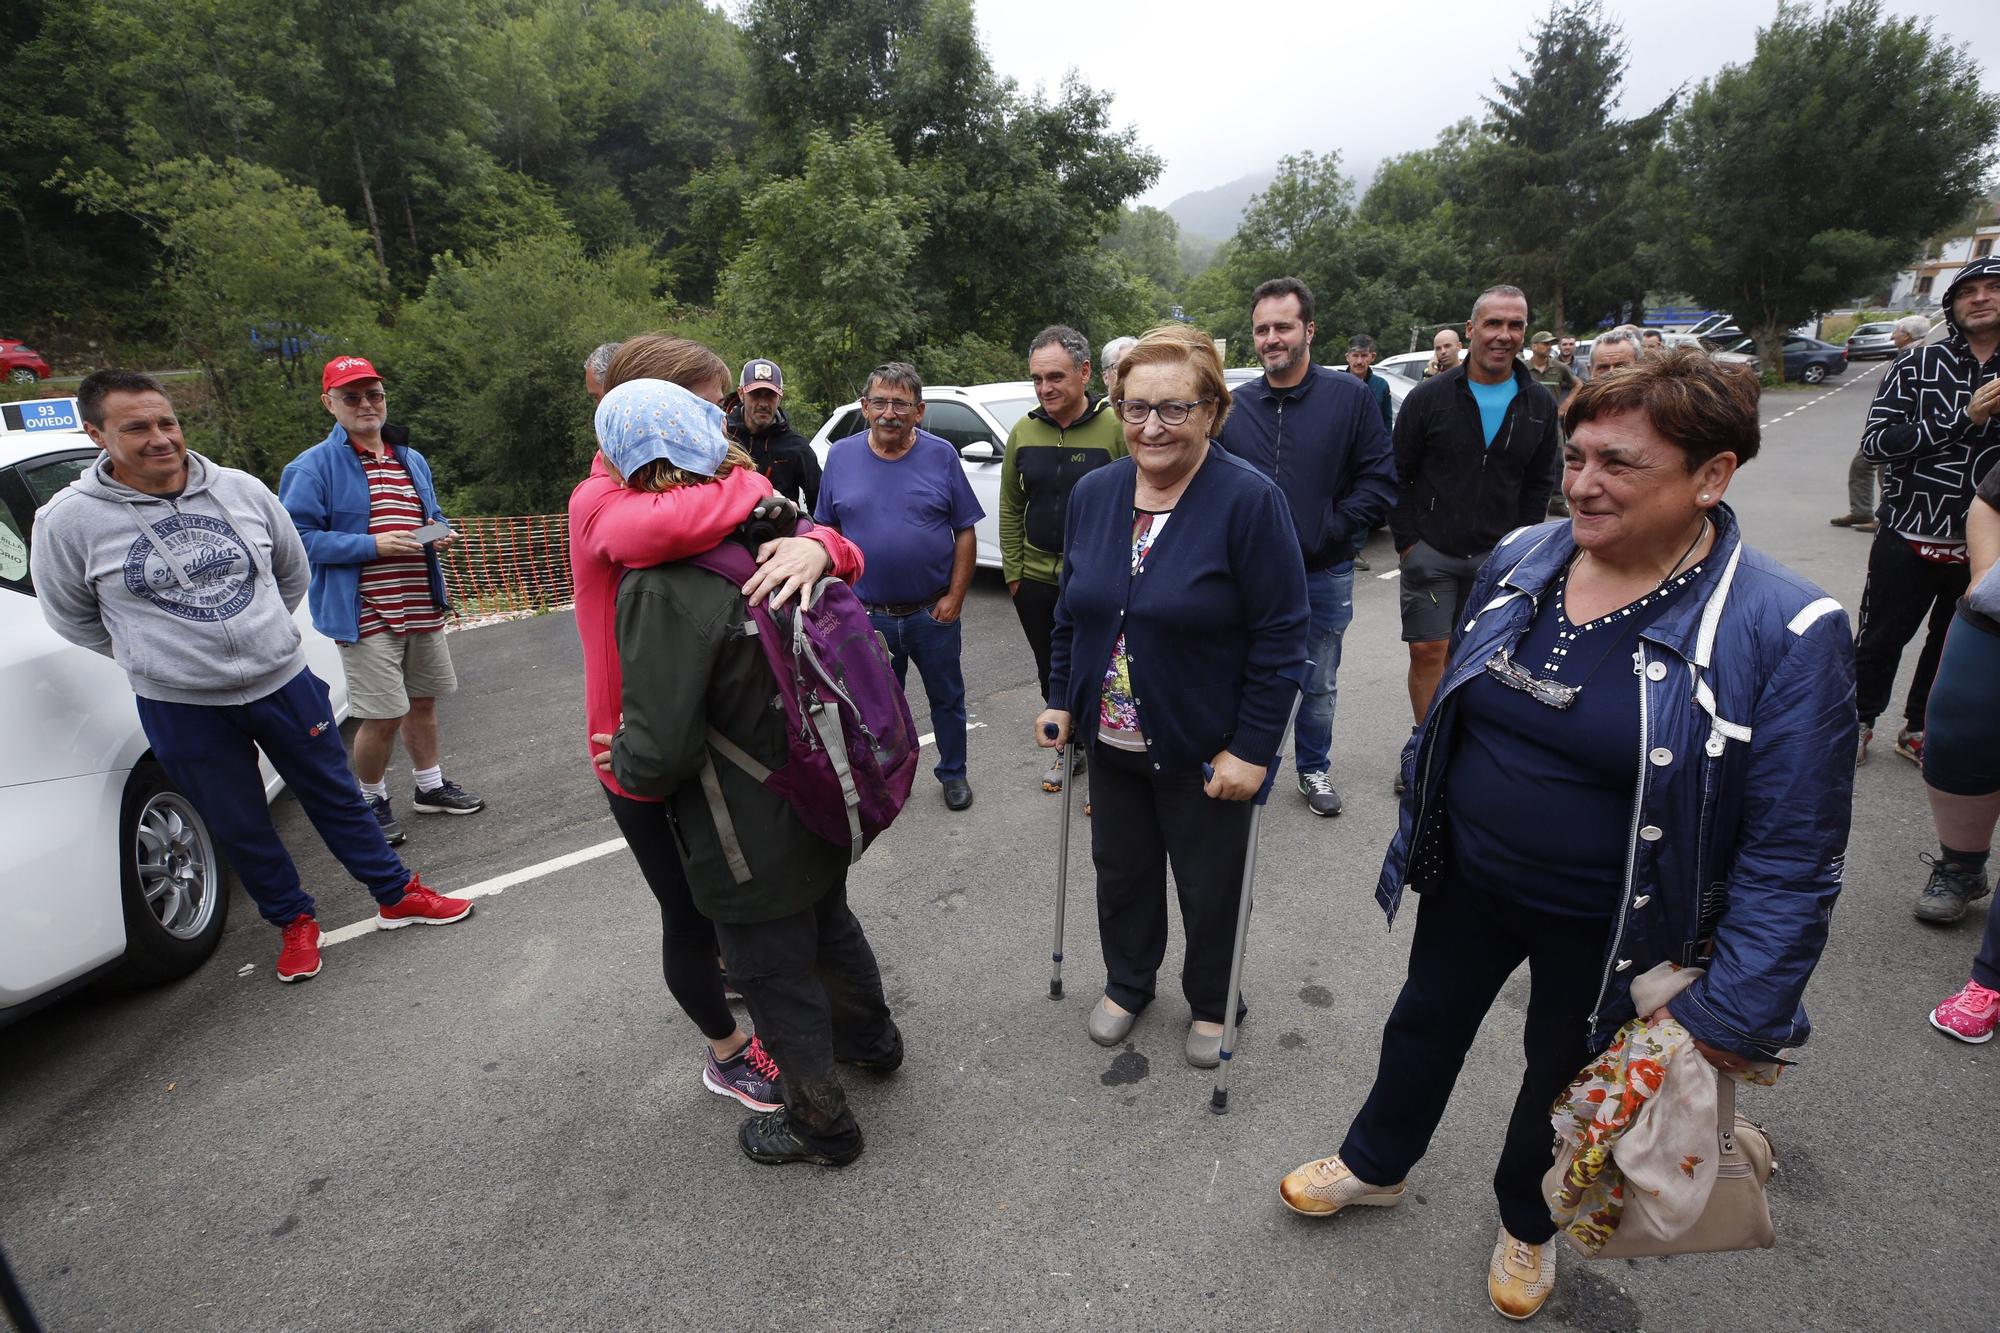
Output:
top-left (281, 357), bottom-right (485, 848)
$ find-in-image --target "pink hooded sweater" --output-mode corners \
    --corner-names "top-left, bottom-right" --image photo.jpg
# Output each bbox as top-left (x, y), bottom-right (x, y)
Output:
top-left (568, 454), bottom-right (862, 800)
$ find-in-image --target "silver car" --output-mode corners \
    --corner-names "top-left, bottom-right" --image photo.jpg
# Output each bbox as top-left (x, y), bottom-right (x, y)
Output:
top-left (1845, 322), bottom-right (1899, 360)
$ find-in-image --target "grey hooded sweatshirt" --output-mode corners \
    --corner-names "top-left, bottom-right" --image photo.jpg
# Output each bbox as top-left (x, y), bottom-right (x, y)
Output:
top-left (31, 450), bottom-right (313, 705)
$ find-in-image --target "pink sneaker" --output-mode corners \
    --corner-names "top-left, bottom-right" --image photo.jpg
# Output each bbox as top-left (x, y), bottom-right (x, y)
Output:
top-left (1930, 979), bottom-right (2000, 1044)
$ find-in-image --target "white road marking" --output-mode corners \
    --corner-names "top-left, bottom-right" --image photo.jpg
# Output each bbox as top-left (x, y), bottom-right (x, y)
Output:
top-left (1377, 568), bottom-right (1401, 581)
top-left (320, 722), bottom-right (981, 948)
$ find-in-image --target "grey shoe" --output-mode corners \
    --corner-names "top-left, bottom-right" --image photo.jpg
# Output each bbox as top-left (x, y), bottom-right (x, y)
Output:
top-left (1298, 770), bottom-right (1343, 817)
top-left (1041, 747), bottom-right (1085, 793)
top-left (1185, 1022), bottom-right (1224, 1069)
top-left (1088, 996), bottom-right (1135, 1046)
top-left (1915, 854), bottom-right (1993, 924)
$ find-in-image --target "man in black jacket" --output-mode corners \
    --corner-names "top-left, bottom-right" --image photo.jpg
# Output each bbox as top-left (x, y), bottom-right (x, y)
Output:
top-left (1221, 277), bottom-right (1396, 817)
top-left (1855, 257), bottom-right (2000, 770)
top-left (1390, 284), bottom-right (1560, 726)
top-left (727, 357), bottom-right (822, 510)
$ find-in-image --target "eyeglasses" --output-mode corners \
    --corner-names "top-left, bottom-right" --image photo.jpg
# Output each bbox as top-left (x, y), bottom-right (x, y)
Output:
top-left (863, 396), bottom-right (919, 414)
top-left (331, 389), bottom-right (385, 407)
top-left (1482, 646), bottom-right (1580, 710)
top-left (1114, 397), bottom-right (1213, 427)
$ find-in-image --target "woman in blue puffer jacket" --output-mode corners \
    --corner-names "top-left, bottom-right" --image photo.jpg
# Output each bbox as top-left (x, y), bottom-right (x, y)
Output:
top-left (1276, 349), bottom-right (1855, 1320)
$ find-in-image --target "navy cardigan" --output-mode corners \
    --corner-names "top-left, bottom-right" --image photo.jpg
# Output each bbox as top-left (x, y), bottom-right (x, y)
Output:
top-left (1048, 445), bottom-right (1308, 773)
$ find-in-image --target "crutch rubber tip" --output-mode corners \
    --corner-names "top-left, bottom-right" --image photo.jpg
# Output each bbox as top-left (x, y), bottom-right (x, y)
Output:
top-left (1049, 978), bottom-right (1063, 999)
top-left (1210, 1088), bottom-right (1229, 1114)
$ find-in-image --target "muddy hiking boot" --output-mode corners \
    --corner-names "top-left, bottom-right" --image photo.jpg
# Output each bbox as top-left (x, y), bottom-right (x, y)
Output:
top-left (738, 1075), bottom-right (864, 1167)
top-left (1914, 854), bottom-right (1993, 924)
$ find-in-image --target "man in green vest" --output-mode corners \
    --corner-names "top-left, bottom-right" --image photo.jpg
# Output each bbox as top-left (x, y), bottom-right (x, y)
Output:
top-left (1001, 324), bottom-right (1128, 795)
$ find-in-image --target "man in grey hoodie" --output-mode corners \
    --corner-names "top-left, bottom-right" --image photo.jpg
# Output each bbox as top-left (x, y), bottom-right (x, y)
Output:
top-left (30, 370), bottom-right (474, 983)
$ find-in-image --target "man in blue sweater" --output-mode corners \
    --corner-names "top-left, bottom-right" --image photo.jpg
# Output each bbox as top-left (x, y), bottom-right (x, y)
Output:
top-left (1220, 278), bottom-right (1397, 817)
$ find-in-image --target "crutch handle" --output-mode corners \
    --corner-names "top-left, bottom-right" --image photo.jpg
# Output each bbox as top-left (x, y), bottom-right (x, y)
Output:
top-left (1043, 722), bottom-right (1060, 740)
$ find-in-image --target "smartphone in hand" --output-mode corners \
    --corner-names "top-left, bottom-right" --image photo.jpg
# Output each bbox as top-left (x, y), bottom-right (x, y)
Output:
top-left (408, 520), bottom-right (453, 544)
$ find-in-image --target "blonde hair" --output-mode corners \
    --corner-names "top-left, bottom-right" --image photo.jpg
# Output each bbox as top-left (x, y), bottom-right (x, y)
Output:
top-left (627, 442), bottom-right (755, 492)
top-left (1116, 324), bottom-right (1232, 434)
top-left (604, 334), bottom-right (731, 398)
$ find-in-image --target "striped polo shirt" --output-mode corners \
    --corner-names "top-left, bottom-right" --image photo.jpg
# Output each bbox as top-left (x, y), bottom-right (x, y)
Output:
top-left (352, 440), bottom-right (444, 638)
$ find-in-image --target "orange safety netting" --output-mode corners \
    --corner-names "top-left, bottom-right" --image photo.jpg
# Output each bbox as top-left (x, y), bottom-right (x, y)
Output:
top-left (438, 514), bottom-right (573, 617)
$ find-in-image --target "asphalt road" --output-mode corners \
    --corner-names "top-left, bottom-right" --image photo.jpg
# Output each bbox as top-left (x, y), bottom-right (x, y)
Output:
top-left (4, 359), bottom-right (1991, 1332)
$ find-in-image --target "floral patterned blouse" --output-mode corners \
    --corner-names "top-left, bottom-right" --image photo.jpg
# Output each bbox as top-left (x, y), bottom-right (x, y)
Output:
top-left (1096, 508), bottom-right (1170, 752)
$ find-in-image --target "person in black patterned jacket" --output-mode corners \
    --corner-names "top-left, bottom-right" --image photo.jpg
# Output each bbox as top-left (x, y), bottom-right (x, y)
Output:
top-left (1855, 256), bottom-right (2000, 767)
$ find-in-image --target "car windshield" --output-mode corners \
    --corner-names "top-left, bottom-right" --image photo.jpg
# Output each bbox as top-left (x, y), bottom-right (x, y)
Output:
top-left (1854, 324), bottom-right (1891, 336)
top-left (980, 397), bottom-right (1035, 434)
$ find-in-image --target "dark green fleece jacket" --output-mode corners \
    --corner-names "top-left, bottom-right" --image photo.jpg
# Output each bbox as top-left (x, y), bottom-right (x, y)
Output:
top-left (609, 559), bottom-right (847, 924)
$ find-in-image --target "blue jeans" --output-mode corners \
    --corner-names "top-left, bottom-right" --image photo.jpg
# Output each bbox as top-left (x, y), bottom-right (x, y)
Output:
top-left (1296, 563), bottom-right (1354, 775)
top-left (135, 669), bottom-right (411, 926)
top-left (869, 607), bottom-right (968, 783)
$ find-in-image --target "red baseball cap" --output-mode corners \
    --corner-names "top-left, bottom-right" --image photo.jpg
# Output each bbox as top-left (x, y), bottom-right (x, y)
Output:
top-left (322, 356), bottom-right (383, 391)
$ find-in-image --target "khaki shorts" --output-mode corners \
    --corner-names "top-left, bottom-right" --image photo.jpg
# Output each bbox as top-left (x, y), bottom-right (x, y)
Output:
top-left (339, 629), bottom-right (457, 719)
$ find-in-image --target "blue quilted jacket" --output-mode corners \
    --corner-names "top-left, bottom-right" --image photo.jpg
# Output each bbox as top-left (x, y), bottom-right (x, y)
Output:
top-left (1379, 504), bottom-right (1856, 1061)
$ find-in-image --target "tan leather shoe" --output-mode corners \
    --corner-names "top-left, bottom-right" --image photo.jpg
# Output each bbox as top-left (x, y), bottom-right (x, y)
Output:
top-left (1277, 1153), bottom-right (1407, 1218)
top-left (1488, 1226), bottom-right (1556, 1321)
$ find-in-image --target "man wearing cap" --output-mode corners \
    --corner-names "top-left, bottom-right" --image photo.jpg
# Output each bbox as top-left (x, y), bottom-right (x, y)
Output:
top-left (33, 370), bottom-right (473, 985)
top-left (815, 362), bottom-right (984, 812)
top-left (726, 358), bottom-right (822, 511)
top-left (281, 356), bottom-right (485, 849)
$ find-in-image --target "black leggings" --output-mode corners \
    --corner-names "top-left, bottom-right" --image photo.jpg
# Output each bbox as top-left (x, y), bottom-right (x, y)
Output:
top-left (603, 787), bottom-right (737, 1042)
top-left (1922, 611), bottom-right (2000, 796)
top-left (1853, 528), bottom-right (1969, 730)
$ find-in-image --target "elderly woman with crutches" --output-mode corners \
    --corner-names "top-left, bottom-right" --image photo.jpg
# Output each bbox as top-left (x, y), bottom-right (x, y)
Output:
top-left (1034, 324), bottom-right (1307, 1069)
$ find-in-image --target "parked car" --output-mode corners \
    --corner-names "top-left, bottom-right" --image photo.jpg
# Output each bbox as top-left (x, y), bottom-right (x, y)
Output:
top-left (0, 400), bottom-right (350, 1021)
top-left (1844, 322), bottom-right (1901, 360)
top-left (807, 382), bottom-right (1037, 570)
top-left (1, 338), bottom-right (52, 384)
top-left (1224, 364), bottom-right (1412, 423)
top-left (1376, 349), bottom-right (1462, 383)
top-left (1715, 335), bottom-right (1850, 384)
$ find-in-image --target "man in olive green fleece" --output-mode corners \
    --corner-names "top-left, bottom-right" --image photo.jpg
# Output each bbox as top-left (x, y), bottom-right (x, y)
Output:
top-left (1001, 324), bottom-right (1128, 794)
top-left (603, 378), bottom-right (900, 1168)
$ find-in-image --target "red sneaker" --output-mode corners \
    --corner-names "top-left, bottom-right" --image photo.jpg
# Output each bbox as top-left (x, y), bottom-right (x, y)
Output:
top-left (1930, 979), bottom-right (2000, 1044)
top-left (276, 915), bottom-right (323, 983)
top-left (375, 875), bottom-right (474, 930)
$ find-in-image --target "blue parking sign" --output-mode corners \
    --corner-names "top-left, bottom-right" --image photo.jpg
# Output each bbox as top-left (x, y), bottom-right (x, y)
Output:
top-left (1, 397), bottom-right (82, 434)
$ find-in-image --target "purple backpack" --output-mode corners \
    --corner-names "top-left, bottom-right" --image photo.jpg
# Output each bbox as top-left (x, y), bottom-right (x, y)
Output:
top-left (685, 539), bottom-right (918, 866)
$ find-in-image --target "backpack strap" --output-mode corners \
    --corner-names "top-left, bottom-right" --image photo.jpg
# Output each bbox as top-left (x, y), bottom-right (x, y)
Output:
top-left (696, 754), bottom-right (755, 884)
top-left (706, 728), bottom-right (772, 782)
top-left (801, 699), bottom-right (865, 864)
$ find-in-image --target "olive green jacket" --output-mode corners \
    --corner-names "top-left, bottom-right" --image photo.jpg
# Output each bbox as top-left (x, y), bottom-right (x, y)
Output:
top-left (609, 560), bottom-right (846, 924)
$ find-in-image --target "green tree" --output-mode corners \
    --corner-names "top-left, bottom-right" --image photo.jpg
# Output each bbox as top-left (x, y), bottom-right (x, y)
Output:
top-left (1106, 205), bottom-right (1185, 292)
top-left (1460, 2), bottom-right (1670, 333)
top-left (64, 155), bottom-right (387, 478)
top-left (1652, 0), bottom-right (1998, 376)
top-left (382, 236), bottom-right (677, 514)
top-left (719, 126), bottom-right (929, 410)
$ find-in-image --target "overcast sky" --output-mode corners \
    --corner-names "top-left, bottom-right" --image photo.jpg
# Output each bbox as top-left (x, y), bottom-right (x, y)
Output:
top-left (973, 1), bottom-right (2000, 209)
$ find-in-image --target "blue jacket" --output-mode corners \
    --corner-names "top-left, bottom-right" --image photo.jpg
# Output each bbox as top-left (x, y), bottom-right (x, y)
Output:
top-left (1219, 364), bottom-right (1396, 571)
top-left (1048, 445), bottom-right (1308, 772)
top-left (1381, 504), bottom-right (1854, 1062)
top-left (278, 425), bottom-right (449, 643)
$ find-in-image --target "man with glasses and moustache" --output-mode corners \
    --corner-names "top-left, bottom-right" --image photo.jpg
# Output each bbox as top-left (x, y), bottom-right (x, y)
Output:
top-left (814, 363), bottom-right (985, 811)
top-left (281, 356), bottom-right (485, 850)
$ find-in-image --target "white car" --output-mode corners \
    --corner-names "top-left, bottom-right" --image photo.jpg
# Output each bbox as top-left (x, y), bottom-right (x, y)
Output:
top-left (1224, 364), bottom-right (1411, 422)
top-left (807, 382), bottom-right (1037, 570)
top-left (0, 399), bottom-right (348, 1019)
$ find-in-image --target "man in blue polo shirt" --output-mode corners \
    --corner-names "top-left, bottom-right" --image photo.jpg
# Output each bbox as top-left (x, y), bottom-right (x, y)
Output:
top-left (815, 362), bottom-right (985, 811)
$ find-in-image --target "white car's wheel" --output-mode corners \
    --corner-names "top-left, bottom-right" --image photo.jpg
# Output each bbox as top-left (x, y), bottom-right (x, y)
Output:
top-left (117, 762), bottom-right (230, 984)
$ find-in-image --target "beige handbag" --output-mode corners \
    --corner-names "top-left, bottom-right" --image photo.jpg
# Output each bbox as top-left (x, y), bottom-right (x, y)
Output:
top-left (1544, 1068), bottom-right (1776, 1258)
